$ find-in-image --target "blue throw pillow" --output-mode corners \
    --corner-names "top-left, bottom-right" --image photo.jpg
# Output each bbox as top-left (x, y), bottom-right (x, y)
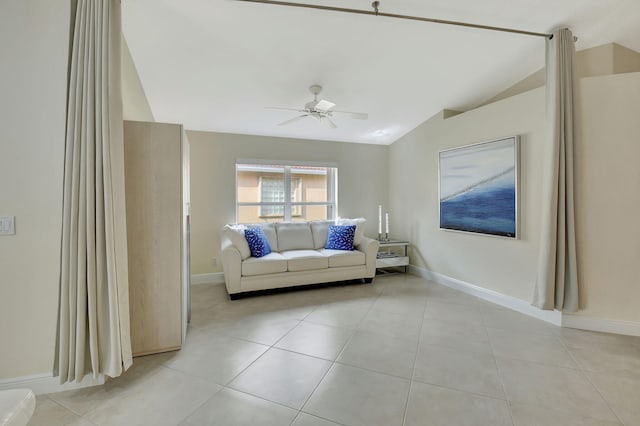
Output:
top-left (325, 225), bottom-right (356, 251)
top-left (244, 227), bottom-right (272, 258)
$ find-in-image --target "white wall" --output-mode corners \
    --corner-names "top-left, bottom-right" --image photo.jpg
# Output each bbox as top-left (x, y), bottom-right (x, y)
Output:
top-left (0, 1), bottom-right (70, 378)
top-left (389, 73), bottom-right (640, 325)
top-left (188, 131), bottom-right (389, 275)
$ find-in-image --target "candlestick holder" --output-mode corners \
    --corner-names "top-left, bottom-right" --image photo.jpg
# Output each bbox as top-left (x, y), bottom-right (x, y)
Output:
top-left (378, 233), bottom-right (390, 242)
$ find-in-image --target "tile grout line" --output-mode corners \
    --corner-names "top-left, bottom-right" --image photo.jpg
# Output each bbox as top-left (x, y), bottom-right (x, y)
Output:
top-left (556, 333), bottom-right (627, 426)
top-left (203, 285), bottom-right (385, 425)
top-left (44, 393), bottom-right (87, 418)
top-left (222, 315), bottom-right (309, 389)
top-left (484, 313), bottom-right (514, 425)
top-left (176, 384), bottom-right (225, 425)
top-left (291, 281), bottom-right (386, 426)
top-left (39, 395), bottom-right (99, 425)
top-left (401, 291), bottom-right (429, 426)
top-left (47, 278), bottom-right (639, 425)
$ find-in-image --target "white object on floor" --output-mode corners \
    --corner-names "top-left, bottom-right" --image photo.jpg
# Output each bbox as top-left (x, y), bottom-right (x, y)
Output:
top-left (0, 388), bottom-right (35, 426)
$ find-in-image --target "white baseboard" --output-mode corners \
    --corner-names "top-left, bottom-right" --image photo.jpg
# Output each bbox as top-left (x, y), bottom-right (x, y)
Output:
top-left (191, 273), bottom-right (225, 285)
top-left (408, 265), bottom-right (562, 326)
top-left (409, 265), bottom-right (640, 335)
top-left (562, 314), bottom-right (640, 337)
top-left (0, 372), bottom-right (105, 395)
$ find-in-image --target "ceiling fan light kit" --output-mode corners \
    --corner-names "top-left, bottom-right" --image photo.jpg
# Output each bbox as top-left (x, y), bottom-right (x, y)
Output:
top-left (266, 85), bottom-right (368, 128)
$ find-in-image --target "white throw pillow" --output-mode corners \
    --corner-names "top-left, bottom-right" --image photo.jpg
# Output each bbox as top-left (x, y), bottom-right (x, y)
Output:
top-left (222, 224), bottom-right (251, 260)
top-left (335, 217), bottom-right (366, 246)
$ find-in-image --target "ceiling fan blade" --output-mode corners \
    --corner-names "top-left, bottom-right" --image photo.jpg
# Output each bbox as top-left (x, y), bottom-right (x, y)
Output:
top-left (324, 116), bottom-right (337, 128)
top-left (277, 114), bottom-right (308, 126)
top-left (332, 110), bottom-right (368, 120)
top-left (315, 99), bottom-right (336, 112)
top-left (266, 106), bottom-right (306, 113)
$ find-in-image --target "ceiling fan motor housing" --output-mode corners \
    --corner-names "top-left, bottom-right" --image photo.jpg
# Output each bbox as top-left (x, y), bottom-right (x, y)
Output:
top-left (309, 85), bottom-right (323, 96)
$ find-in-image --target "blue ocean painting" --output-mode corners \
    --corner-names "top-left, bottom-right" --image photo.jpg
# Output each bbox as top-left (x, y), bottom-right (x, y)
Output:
top-left (439, 138), bottom-right (518, 238)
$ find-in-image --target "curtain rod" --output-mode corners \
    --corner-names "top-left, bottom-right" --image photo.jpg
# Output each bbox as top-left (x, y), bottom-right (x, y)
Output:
top-left (235, 0), bottom-right (553, 39)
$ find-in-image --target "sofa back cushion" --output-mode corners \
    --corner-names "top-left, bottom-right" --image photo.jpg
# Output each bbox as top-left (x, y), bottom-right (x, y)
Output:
top-left (259, 223), bottom-right (278, 252)
top-left (310, 220), bottom-right (335, 249)
top-left (276, 222), bottom-right (314, 251)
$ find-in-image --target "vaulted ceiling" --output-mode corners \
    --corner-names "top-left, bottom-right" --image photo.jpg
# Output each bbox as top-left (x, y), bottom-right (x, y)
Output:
top-left (122, 0), bottom-right (640, 144)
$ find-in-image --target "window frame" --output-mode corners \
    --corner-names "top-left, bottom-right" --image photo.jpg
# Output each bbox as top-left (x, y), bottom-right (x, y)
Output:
top-left (236, 159), bottom-right (338, 223)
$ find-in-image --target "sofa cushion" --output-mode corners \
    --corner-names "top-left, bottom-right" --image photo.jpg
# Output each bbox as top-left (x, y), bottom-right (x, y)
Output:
top-left (276, 222), bottom-right (314, 251)
top-left (325, 225), bottom-right (356, 251)
top-left (223, 224), bottom-right (251, 260)
top-left (259, 223), bottom-right (279, 252)
top-left (281, 250), bottom-right (329, 272)
top-left (310, 220), bottom-right (335, 249)
top-left (244, 227), bottom-right (272, 258)
top-left (319, 249), bottom-right (366, 268)
top-left (242, 252), bottom-right (287, 276)
top-left (335, 217), bottom-right (366, 246)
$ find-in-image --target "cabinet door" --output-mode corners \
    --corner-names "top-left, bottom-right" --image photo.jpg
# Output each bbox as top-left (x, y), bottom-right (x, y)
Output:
top-left (124, 121), bottom-right (183, 356)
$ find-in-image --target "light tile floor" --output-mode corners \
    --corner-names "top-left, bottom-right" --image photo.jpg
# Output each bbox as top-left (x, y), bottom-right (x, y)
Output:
top-left (30, 274), bottom-right (640, 426)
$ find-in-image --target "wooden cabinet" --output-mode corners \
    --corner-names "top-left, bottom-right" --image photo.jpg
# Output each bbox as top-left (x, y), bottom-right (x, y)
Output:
top-left (124, 120), bottom-right (190, 357)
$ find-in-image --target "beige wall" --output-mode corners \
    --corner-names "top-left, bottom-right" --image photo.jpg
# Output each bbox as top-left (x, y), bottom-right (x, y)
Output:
top-left (389, 72), bottom-right (640, 324)
top-left (122, 34), bottom-right (154, 122)
top-left (389, 89), bottom-right (547, 302)
top-left (613, 43), bottom-right (640, 74)
top-left (486, 43), bottom-right (640, 105)
top-left (575, 73), bottom-right (640, 321)
top-left (188, 131), bottom-right (388, 274)
top-left (0, 1), bottom-right (70, 378)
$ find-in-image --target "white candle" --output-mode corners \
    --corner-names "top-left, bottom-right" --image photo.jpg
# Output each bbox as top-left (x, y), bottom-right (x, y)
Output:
top-left (378, 205), bottom-right (382, 234)
top-left (385, 213), bottom-right (389, 234)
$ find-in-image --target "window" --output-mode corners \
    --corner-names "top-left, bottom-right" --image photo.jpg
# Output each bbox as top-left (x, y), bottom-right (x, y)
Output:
top-left (236, 161), bottom-right (337, 223)
top-left (259, 177), bottom-right (301, 217)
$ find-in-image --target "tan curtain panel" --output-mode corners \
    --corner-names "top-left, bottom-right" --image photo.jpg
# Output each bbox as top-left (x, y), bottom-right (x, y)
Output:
top-left (533, 28), bottom-right (580, 312)
top-left (55, 0), bottom-right (132, 383)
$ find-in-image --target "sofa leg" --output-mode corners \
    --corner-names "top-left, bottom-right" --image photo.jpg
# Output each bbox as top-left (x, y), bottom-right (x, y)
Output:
top-left (364, 277), bottom-right (374, 284)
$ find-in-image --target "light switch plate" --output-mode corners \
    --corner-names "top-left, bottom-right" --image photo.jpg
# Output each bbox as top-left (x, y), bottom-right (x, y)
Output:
top-left (0, 216), bottom-right (15, 235)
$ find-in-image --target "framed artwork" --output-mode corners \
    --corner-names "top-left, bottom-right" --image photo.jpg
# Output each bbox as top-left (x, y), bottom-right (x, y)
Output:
top-left (439, 136), bottom-right (519, 238)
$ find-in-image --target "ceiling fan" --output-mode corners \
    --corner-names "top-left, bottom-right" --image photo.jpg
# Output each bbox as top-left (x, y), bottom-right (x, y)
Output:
top-left (267, 85), bottom-right (368, 128)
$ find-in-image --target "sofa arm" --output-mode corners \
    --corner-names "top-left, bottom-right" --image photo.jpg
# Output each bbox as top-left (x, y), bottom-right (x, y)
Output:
top-left (221, 240), bottom-right (242, 295)
top-left (356, 236), bottom-right (379, 278)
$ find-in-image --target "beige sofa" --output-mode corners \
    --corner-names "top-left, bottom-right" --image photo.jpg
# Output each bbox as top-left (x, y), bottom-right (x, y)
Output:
top-left (221, 220), bottom-right (379, 299)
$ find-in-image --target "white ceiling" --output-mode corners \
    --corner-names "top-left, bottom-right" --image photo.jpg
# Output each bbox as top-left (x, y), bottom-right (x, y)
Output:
top-left (122, 0), bottom-right (640, 145)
